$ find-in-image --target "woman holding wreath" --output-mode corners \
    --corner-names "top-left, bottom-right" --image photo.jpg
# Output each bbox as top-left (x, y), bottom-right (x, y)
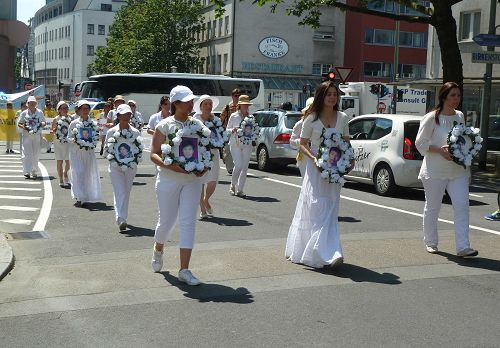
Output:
top-left (68, 100), bottom-right (102, 207)
top-left (285, 81), bottom-right (351, 268)
top-left (150, 85), bottom-right (210, 286)
top-left (226, 95), bottom-right (254, 197)
top-left (194, 94), bottom-right (223, 218)
top-left (105, 104), bottom-right (141, 231)
top-left (415, 82), bottom-right (478, 257)
top-left (51, 101), bottom-right (72, 186)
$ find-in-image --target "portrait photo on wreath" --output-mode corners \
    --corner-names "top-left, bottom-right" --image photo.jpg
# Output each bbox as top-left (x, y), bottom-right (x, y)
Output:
top-left (243, 124), bottom-right (253, 139)
top-left (178, 137), bottom-right (199, 163)
top-left (114, 140), bottom-right (136, 164)
top-left (80, 127), bottom-right (93, 142)
top-left (60, 125), bottom-right (68, 136)
top-left (327, 147), bottom-right (342, 169)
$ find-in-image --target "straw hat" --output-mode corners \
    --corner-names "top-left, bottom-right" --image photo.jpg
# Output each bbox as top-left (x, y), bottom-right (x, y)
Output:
top-left (193, 94), bottom-right (219, 114)
top-left (237, 95), bottom-right (253, 105)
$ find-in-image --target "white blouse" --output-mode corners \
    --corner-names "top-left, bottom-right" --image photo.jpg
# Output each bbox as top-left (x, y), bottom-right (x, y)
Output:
top-left (289, 119), bottom-right (303, 150)
top-left (415, 110), bottom-right (469, 180)
top-left (226, 111), bottom-right (253, 147)
top-left (300, 111), bottom-right (350, 154)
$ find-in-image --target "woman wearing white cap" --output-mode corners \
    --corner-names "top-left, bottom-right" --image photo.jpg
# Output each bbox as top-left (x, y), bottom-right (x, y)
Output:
top-left (150, 85), bottom-right (210, 286)
top-left (127, 100), bottom-right (144, 131)
top-left (290, 97), bottom-right (314, 177)
top-left (105, 104), bottom-right (142, 231)
top-left (226, 95), bottom-right (254, 197)
top-left (193, 94), bottom-right (221, 218)
top-left (17, 96), bottom-right (46, 179)
top-left (68, 100), bottom-right (102, 207)
top-left (51, 101), bottom-right (72, 186)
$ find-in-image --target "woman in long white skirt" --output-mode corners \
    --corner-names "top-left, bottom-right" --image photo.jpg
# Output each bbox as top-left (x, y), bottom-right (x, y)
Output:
top-left (194, 94), bottom-right (222, 218)
top-left (290, 97), bottom-right (314, 177)
top-left (51, 101), bottom-right (72, 186)
top-left (285, 81), bottom-right (351, 268)
top-left (69, 100), bottom-right (102, 207)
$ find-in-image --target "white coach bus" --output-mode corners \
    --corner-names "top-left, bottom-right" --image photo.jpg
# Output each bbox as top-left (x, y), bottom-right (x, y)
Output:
top-left (77, 73), bottom-right (265, 122)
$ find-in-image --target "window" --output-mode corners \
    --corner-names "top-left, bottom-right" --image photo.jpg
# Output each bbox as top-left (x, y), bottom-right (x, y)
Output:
top-left (225, 16), bottom-right (229, 35)
top-left (460, 11), bottom-right (481, 41)
top-left (87, 24), bottom-right (94, 35)
top-left (374, 29), bottom-right (393, 45)
top-left (101, 3), bottom-right (112, 11)
top-left (87, 45), bottom-right (95, 56)
top-left (218, 18), bottom-right (223, 37)
top-left (398, 64), bottom-right (425, 79)
top-left (98, 25), bottom-right (105, 35)
top-left (223, 53), bottom-right (228, 72)
top-left (349, 119), bottom-right (376, 140)
top-left (217, 54), bottom-right (222, 73)
top-left (368, 118), bottom-right (393, 140)
top-left (364, 62), bottom-right (392, 77)
top-left (399, 31), bottom-right (413, 46)
top-left (212, 20), bottom-right (216, 37)
top-left (207, 22), bottom-right (211, 39)
top-left (312, 63), bottom-right (332, 75)
top-left (206, 56), bottom-right (210, 73)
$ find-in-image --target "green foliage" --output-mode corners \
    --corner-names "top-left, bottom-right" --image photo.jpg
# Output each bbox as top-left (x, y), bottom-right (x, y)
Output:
top-left (90, 0), bottom-right (204, 74)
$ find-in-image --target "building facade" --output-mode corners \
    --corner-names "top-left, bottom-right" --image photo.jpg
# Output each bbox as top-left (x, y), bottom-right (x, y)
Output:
top-left (197, 0), bottom-right (345, 109)
top-left (31, 0), bottom-right (126, 101)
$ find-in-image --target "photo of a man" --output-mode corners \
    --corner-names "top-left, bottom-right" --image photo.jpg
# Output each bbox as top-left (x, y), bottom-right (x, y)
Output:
top-left (327, 147), bottom-right (342, 168)
top-left (243, 124), bottom-right (253, 138)
top-left (61, 125), bottom-right (68, 136)
top-left (80, 127), bottom-right (93, 142)
top-left (179, 137), bottom-right (198, 163)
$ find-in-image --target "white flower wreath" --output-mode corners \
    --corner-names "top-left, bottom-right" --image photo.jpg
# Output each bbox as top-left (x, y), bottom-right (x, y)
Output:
top-left (236, 116), bottom-right (260, 145)
top-left (71, 118), bottom-right (99, 150)
top-left (55, 116), bottom-right (72, 143)
top-left (130, 112), bottom-right (143, 129)
top-left (201, 116), bottom-right (229, 148)
top-left (106, 127), bottom-right (144, 170)
top-left (316, 128), bottom-right (355, 185)
top-left (447, 121), bottom-right (483, 168)
top-left (22, 112), bottom-right (44, 134)
top-left (161, 120), bottom-right (214, 173)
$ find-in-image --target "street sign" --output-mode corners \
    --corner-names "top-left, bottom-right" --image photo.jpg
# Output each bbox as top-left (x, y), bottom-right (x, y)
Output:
top-left (471, 51), bottom-right (500, 64)
top-left (335, 67), bottom-right (353, 84)
top-left (473, 34), bottom-right (500, 46)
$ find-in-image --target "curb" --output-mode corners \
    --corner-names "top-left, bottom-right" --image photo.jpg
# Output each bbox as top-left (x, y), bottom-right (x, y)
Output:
top-left (0, 233), bottom-right (14, 281)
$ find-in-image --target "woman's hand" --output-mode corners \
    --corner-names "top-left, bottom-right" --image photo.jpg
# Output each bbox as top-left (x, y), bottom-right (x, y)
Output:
top-left (231, 128), bottom-right (237, 134)
top-left (194, 169), bottom-right (208, 177)
top-left (440, 145), bottom-right (453, 161)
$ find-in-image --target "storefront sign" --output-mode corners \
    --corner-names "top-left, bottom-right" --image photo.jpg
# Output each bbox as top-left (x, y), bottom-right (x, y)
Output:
top-left (472, 51), bottom-right (500, 64)
top-left (258, 37), bottom-right (289, 59)
top-left (241, 62), bottom-right (304, 73)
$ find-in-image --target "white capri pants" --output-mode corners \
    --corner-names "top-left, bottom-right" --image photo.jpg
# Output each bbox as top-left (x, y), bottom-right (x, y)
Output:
top-left (22, 133), bottom-right (41, 174)
top-left (153, 175), bottom-right (203, 249)
top-left (230, 143), bottom-right (252, 192)
top-left (422, 175), bottom-right (471, 252)
top-left (109, 165), bottom-right (137, 223)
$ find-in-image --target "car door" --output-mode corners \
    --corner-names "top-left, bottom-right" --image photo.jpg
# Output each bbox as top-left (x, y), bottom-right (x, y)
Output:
top-left (348, 118), bottom-right (376, 178)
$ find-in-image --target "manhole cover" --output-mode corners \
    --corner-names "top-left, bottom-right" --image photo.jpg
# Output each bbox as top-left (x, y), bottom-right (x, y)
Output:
top-left (6, 231), bottom-right (49, 240)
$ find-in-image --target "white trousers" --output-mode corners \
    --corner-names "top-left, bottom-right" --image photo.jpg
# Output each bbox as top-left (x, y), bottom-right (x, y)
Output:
top-left (422, 175), bottom-right (471, 252)
top-left (153, 176), bottom-right (202, 249)
top-left (230, 144), bottom-right (252, 192)
top-left (21, 133), bottom-right (41, 174)
top-left (109, 165), bottom-right (137, 223)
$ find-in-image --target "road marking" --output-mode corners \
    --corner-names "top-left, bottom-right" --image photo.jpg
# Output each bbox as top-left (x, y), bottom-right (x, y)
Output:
top-left (0, 169), bottom-right (23, 173)
top-left (1, 218), bottom-right (33, 225)
top-left (0, 175), bottom-right (26, 178)
top-left (0, 187), bottom-right (42, 192)
top-left (0, 161), bottom-right (22, 164)
top-left (0, 180), bottom-right (41, 185)
top-left (32, 162), bottom-right (52, 232)
top-left (0, 195), bottom-right (40, 200)
top-left (0, 165), bottom-right (22, 168)
top-left (0, 206), bottom-right (39, 212)
top-left (469, 193), bottom-right (483, 198)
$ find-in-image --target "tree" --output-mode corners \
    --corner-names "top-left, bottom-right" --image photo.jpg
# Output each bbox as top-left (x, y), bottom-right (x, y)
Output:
top-left (90, 0), bottom-right (204, 74)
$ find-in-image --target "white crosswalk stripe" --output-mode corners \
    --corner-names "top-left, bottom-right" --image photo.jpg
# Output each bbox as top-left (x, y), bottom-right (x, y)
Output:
top-left (1, 219), bottom-right (33, 225)
top-left (0, 206), bottom-right (39, 212)
top-left (0, 195), bottom-right (41, 200)
top-left (0, 180), bottom-right (41, 185)
top-left (0, 187), bottom-right (42, 192)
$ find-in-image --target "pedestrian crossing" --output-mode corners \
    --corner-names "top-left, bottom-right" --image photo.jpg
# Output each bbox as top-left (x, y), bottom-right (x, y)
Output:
top-left (0, 154), bottom-right (44, 230)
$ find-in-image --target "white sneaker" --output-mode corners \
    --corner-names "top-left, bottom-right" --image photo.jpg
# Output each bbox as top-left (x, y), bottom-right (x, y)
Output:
top-left (178, 269), bottom-right (201, 286)
top-left (151, 248), bottom-right (163, 272)
top-left (229, 186), bottom-right (236, 196)
top-left (426, 245), bottom-right (439, 254)
top-left (117, 218), bottom-right (127, 231)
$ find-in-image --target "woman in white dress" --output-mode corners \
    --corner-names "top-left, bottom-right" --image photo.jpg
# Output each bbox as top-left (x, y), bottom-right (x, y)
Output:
top-left (290, 97), bottom-right (314, 177)
top-left (415, 82), bottom-right (478, 257)
top-left (51, 101), bottom-right (72, 186)
top-left (226, 95), bottom-right (254, 197)
top-left (194, 95), bottom-right (221, 219)
top-left (69, 100), bottom-right (102, 207)
top-left (285, 81), bottom-right (351, 268)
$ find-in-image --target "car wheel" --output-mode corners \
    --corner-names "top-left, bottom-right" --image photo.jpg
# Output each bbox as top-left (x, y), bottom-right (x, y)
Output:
top-left (374, 164), bottom-right (397, 196)
top-left (257, 145), bottom-right (271, 171)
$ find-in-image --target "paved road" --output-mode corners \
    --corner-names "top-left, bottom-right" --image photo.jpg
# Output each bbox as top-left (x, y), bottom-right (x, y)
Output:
top-left (0, 142), bottom-right (499, 347)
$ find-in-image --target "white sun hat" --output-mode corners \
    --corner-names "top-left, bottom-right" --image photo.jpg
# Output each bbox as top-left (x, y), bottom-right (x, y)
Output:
top-left (169, 85), bottom-right (197, 103)
top-left (193, 94), bottom-right (219, 114)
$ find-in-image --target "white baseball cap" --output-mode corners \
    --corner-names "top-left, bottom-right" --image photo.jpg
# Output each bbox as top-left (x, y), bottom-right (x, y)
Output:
top-left (169, 85), bottom-right (196, 103)
top-left (27, 96), bottom-right (37, 103)
top-left (77, 99), bottom-right (91, 108)
top-left (116, 104), bottom-right (132, 115)
top-left (193, 95), bottom-right (219, 114)
top-left (56, 101), bottom-right (68, 110)
top-left (127, 100), bottom-right (137, 106)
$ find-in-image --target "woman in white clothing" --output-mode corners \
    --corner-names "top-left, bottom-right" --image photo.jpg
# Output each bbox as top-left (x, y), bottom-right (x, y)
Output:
top-left (285, 81), bottom-right (351, 268)
top-left (51, 101), bottom-right (72, 186)
top-left (290, 97), bottom-right (314, 177)
top-left (415, 82), bottom-right (478, 257)
top-left (105, 104), bottom-right (141, 231)
top-left (150, 85), bottom-right (209, 286)
top-left (226, 95), bottom-right (254, 197)
top-left (147, 96), bottom-right (170, 135)
top-left (69, 100), bottom-right (102, 207)
top-left (194, 94), bottom-right (221, 219)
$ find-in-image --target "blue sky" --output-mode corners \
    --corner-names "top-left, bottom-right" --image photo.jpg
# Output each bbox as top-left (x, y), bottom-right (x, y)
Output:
top-left (17, 0), bottom-right (46, 24)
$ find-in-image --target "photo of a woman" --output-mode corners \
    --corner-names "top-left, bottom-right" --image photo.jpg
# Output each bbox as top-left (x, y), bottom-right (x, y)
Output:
top-left (179, 137), bottom-right (198, 163)
top-left (117, 143), bottom-right (132, 159)
top-left (328, 147), bottom-right (341, 168)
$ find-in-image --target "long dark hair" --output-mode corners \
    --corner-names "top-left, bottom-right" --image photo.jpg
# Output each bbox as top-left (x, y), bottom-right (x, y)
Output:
top-left (158, 95), bottom-right (169, 112)
top-left (434, 82), bottom-right (460, 125)
top-left (308, 81), bottom-right (340, 121)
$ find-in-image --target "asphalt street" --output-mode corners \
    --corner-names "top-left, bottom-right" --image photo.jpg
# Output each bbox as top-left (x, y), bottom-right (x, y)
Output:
top-left (0, 138), bottom-right (499, 347)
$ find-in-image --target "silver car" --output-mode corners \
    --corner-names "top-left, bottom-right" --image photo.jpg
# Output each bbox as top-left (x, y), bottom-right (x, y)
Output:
top-left (251, 110), bottom-right (302, 171)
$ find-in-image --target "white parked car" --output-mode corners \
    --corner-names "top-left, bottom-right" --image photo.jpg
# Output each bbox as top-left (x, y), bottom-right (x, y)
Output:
top-left (346, 114), bottom-right (424, 195)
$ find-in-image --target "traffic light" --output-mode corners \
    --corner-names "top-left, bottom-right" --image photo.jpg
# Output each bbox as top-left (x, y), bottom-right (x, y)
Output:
top-left (302, 85), bottom-right (308, 94)
top-left (58, 81), bottom-right (63, 90)
top-left (322, 69), bottom-right (336, 82)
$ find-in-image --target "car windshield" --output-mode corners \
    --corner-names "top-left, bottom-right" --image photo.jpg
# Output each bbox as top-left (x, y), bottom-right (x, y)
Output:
top-left (285, 114), bottom-right (302, 129)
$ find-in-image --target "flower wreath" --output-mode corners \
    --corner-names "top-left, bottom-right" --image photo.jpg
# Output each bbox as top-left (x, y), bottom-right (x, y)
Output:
top-left (106, 128), bottom-right (144, 170)
top-left (55, 116), bottom-right (72, 143)
top-left (130, 112), bottom-right (143, 130)
top-left (237, 116), bottom-right (260, 145)
top-left (161, 119), bottom-right (214, 173)
top-left (447, 121), bottom-right (483, 168)
top-left (201, 115), bottom-right (229, 148)
top-left (71, 118), bottom-right (99, 150)
top-left (23, 112), bottom-right (44, 134)
top-left (316, 128), bottom-right (355, 185)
